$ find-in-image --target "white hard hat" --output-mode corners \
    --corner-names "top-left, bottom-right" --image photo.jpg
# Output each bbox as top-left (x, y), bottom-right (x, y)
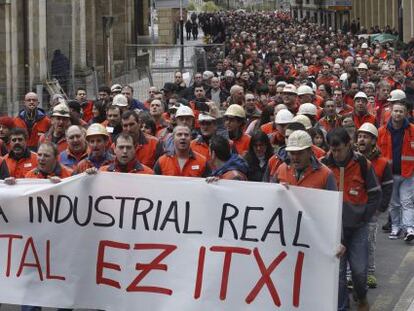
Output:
top-left (292, 115), bottom-right (312, 130)
top-left (110, 84), bottom-right (122, 93)
top-left (361, 43), bottom-right (368, 49)
top-left (297, 85), bottom-right (314, 96)
top-left (276, 81), bottom-right (287, 88)
top-left (203, 71), bottom-right (214, 80)
top-left (283, 84), bottom-right (298, 95)
top-left (354, 91), bottom-right (368, 100)
top-left (224, 104), bottom-right (246, 119)
top-left (198, 113), bottom-right (216, 122)
top-left (358, 122), bottom-right (378, 138)
top-left (225, 70), bottom-right (235, 78)
top-left (112, 94), bottom-right (128, 107)
top-left (285, 130), bottom-right (313, 151)
top-left (357, 63), bottom-right (368, 70)
top-left (275, 109), bottom-right (293, 124)
top-left (175, 105), bottom-right (195, 118)
top-left (388, 89), bottom-right (406, 102)
top-left (339, 72), bottom-right (348, 81)
top-left (298, 103), bottom-right (317, 116)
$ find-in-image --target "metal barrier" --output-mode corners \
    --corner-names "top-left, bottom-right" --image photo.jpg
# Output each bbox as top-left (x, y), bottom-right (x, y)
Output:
top-left (119, 43), bottom-right (225, 101)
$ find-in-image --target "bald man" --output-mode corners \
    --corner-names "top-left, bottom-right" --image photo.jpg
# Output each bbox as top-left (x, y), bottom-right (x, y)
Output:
top-left (14, 92), bottom-right (51, 151)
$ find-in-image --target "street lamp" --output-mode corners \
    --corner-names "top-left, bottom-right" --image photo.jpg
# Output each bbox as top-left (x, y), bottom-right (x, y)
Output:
top-left (179, 0), bottom-right (184, 72)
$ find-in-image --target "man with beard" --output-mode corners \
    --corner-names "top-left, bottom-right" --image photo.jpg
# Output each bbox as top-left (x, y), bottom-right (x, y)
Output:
top-left (59, 125), bottom-right (88, 169)
top-left (74, 123), bottom-right (114, 173)
top-left (14, 92), bottom-right (51, 151)
top-left (2, 128), bottom-right (37, 178)
top-left (356, 123), bottom-right (393, 288)
top-left (39, 103), bottom-right (72, 153)
top-left (154, 125), bottom-right (210, 177)
top-left (274, 130), bottom-right (337, 190)
top-left (224, 104), bottom-right (250, 155)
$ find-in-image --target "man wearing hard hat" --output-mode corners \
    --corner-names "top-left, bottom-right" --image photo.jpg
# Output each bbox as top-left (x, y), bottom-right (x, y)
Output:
top-left (378, 89), bottom-right (406, 127)
top-left (38, 103), bottom-right (72, 153)
top-left (356, 123), bottom-right (393, 289)
top-left (224, 104), bottom-right (251, 155)
top-left (74, 123), bottom-right (114, 173)
top-left (261, 108), bottom-right (293, 148)
top-left (274, 130), bottom-right (336, 190)
top-left (351, 91), bottom-right (376, 129)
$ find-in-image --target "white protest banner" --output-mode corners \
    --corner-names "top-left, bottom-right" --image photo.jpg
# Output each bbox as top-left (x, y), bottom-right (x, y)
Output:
top-left (0, 173), bottom-right (342, 310)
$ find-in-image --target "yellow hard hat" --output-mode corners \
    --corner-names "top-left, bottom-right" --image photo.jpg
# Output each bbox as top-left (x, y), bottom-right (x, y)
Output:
top-left (224, 104), bottom-right (246, 119)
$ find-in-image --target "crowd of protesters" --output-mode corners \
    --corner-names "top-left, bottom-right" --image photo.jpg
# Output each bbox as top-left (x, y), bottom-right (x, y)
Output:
top-left (1, 10), bottom-right (414, 311)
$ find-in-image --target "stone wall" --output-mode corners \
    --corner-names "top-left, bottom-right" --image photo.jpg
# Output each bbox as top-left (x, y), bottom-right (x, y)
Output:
top-left (0, 0), bottom-right (141, 113)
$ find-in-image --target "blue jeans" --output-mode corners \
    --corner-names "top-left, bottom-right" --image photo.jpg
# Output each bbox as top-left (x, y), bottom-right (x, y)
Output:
top-left (368, 215), bottom-right (378, 274)
top-left (338, 224), bottom-right (369, 311)
top-left (389, 175), bottom-right (414, 231)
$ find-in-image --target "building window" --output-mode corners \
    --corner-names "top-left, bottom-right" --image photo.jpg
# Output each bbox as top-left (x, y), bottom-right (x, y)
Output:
top-left (306, 0), bottom-right (310, 4)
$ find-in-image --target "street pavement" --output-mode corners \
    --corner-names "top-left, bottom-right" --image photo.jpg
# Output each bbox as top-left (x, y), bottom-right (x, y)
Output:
top-left (1, 215), bottom-right (413, 311)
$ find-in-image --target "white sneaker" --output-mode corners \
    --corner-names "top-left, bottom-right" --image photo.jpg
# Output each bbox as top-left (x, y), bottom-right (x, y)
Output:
top-left (389, 228), bottom-right (401, 240)
top-left (404, 228), bottom-right (414, 242)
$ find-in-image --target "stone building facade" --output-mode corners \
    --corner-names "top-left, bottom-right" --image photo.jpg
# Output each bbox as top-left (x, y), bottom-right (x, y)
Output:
top-left (0, 0), bottom-right (148, 115)
top-left (350, 0), bottom-right (414, 43)
top-left (290, 0), bottom-right (414, 43)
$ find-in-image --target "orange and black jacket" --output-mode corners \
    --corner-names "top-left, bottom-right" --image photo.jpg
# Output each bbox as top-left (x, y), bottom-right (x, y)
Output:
top-left (3, 148), bottom-right (38, 178)
top-left (100, 159), bottom-right (153, 174)
top-left (38, 130), bottom-right (68, 154)
top-left (135, 132), bottom-right (164, 168)
top-left (275, 156), bottom-right (337, 190)
top-left (321, 151), bottom-right (382, 229)
top-left (209, 153), bottom-right (248, 181)
top-left (378, 119), bottom-right (414, 178)
top-left (74, 151), bottom-right (115, 174)
top-left (366, 148), bottom-right (393, 213)
top-left (14, 109), bottom-right (51, 151)
top-left (25, 163), bottom-right (73, 179)
top-left (153, 149), bottom-right (210, 177)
